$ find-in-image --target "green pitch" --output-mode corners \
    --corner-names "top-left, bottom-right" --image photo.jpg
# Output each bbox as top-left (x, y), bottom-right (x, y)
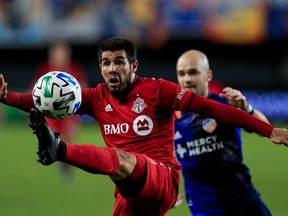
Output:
top-left (1, 118), bottom-right (288, 215)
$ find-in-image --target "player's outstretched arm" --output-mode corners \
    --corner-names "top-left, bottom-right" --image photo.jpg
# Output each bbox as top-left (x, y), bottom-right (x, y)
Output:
top-left (270, 128), bottom-right (288, 146)
top-left (0, 74), bottom-right (8, 100)
top-left (0, 73), bottom-right (34, 112)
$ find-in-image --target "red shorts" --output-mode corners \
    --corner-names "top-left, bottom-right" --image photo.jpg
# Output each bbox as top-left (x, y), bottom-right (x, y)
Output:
top-left (112, 154), bottom-right (181, 216)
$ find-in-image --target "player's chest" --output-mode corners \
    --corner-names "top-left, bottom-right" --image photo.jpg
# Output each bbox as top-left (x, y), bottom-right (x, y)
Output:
top-left (176, 114), bottom-right (236, 140)
top-left (95, 95), bottom-right (162, 137)
top-left (96, 94), bottom-right (159, 123)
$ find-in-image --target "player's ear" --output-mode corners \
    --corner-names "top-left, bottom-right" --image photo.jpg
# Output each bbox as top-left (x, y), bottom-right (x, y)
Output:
top-left (131, 60), bottom-right (138, 73)
top-left (207, 70), bottom-right (213, 82)
top-left (99, 64), bottom-right (103, 75)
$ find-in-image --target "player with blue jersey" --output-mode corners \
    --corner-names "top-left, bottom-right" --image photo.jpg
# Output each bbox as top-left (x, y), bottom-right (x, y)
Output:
top-left (175, 49), bottom-right (272, 215)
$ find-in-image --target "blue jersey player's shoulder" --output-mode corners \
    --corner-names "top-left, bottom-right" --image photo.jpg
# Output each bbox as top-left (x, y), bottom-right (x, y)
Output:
top-left (208, 92), bottom-right (228, 105)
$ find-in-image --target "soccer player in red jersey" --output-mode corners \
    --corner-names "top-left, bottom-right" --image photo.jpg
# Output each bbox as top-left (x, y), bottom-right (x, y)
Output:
top-left (31, 41), bottom-right (88, 143)
top-left (1, 36), bottom-right (288, 216)
top-left (30, 41), bottom-right (89, 182)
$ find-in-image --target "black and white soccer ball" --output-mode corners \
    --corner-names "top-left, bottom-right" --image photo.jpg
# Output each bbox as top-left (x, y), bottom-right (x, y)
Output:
top-left (32, 71), bottom-right (82, 120)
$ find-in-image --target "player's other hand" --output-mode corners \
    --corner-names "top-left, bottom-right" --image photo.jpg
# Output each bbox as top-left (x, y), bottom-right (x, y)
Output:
top-left (219, 87), bottom-right (248, 110)
top-left (270, 128), bottom-right (288, 147)
top-left (0, 74), bottom-right (8, 100)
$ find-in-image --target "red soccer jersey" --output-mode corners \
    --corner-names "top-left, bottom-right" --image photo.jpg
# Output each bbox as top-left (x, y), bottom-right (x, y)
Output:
top-left (79, 76), bottom-right (184, 165)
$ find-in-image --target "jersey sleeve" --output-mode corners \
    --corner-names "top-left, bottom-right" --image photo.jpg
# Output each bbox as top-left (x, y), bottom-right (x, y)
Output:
top-left (156, 79), bottom-right (191, 113)
top-left (157, 79), bottom-right (274, 138)
top-left (77, 86), bottom-right (100, 117)
top-left (187, 93), bottom-right (274, 138)
top-left (1, 91), bottom-right (34, 112)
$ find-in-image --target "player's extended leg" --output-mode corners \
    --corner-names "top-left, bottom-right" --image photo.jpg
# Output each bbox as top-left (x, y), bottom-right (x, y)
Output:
top-left (29, 108), bottom-right (137, 180)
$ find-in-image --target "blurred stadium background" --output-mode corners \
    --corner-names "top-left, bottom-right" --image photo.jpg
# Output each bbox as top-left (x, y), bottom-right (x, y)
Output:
top-left (1, 0), bottom-right (288, 215)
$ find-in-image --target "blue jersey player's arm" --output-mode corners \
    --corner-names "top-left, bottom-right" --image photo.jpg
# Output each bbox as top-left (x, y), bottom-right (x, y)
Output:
top-left (219, 87), bottom-right (269, 132)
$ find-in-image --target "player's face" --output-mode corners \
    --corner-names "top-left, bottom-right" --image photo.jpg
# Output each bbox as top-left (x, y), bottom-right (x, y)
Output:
top-left (100, 50), bottom-right (137, 96)
top-left (176, 57), bottom-right (211, 97)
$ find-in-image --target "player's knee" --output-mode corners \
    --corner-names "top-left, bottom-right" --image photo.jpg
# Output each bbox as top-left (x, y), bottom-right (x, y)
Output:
top-left (111, 148), bottom-right (137, 180)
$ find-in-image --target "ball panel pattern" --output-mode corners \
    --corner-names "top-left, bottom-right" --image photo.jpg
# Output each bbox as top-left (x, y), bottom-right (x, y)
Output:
top-left (32, 71), bottom-right (82, 120)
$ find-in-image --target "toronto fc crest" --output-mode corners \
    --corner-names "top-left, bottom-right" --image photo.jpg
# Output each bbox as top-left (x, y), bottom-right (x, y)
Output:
top-left (131, 98), bottom-right (147, 113)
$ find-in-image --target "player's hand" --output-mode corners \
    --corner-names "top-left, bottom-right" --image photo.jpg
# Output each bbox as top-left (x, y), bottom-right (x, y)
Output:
top-left (270, 128), bottom-right (288, 147)
top-left (219, 87), bottom-right (248, 110)
top-left (0, 74), bottom-right (8, 100)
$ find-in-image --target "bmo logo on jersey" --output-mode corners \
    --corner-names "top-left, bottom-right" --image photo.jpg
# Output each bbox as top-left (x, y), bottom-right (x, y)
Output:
top-left (133, 115), bottom-right (153, 136)
top-left (103, 115), bottom-right (153, 136)
top-left (103, 123), bottom-right (129, 134)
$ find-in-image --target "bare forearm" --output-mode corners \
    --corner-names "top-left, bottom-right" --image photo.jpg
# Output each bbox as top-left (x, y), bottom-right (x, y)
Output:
top-left (252, 109), bottom-right (270, 124)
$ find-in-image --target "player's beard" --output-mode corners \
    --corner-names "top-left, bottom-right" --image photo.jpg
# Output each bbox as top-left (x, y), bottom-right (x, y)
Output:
top-left (108, 69), bottom-right (133, 98)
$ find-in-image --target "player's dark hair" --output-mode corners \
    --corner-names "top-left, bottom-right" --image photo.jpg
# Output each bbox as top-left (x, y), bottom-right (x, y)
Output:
top-left (98, 36), bottom-right (137, 64)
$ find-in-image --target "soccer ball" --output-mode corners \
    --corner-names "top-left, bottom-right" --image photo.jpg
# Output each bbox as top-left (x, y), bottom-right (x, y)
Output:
top-left (32, 71), bottom-right (82, 120)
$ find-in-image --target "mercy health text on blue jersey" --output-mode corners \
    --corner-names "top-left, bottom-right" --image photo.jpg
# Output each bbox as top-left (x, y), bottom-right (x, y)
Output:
top-left (175, 135), bottom-right (224, 158)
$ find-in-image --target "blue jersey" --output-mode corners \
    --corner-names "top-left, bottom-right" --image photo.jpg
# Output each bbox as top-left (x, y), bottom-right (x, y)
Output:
top-left (174, 93), bottom-right (271, 215)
